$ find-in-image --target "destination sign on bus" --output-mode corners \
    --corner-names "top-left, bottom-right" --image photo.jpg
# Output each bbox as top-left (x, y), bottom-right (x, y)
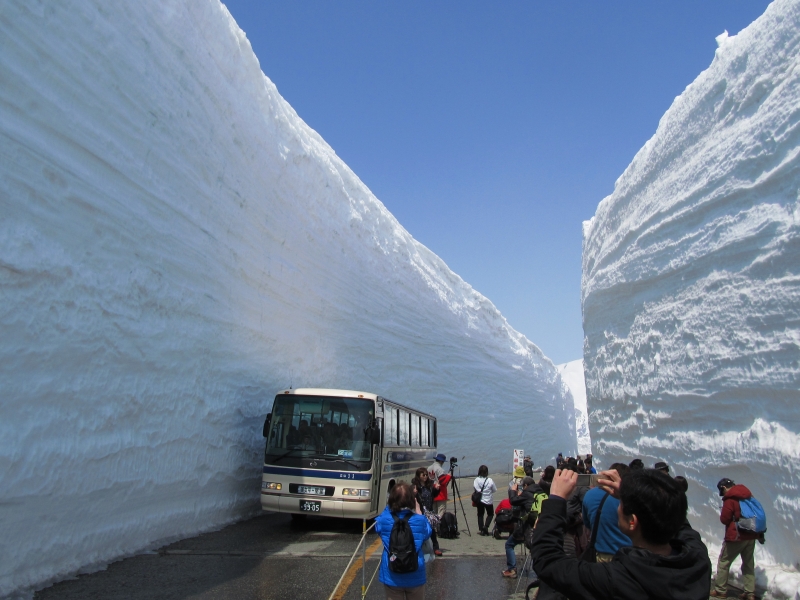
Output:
top-left (297, 485), bottom-right (326, 496)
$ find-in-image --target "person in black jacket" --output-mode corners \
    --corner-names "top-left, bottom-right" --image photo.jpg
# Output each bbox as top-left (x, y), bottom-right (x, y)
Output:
top-left (502, 476), bottom-right (543, 578)
top-left (529, 468), bottom-right (711, 600)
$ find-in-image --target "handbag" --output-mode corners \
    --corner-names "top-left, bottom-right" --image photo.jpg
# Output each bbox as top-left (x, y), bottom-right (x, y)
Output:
top-left (471, 477), bottom-right (489, 506)
top-left (421, 537), bottom-right (435, 563)
top-left (579, 492), bottom-right (609, 563)
top-left (423, 507), bottom-right (440, 532)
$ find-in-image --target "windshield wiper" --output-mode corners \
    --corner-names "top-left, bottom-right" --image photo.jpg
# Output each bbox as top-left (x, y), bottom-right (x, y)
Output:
top-left (268, 448), bottom-right (300, 462)
top-left (326, 456), bottom-right (369, 470)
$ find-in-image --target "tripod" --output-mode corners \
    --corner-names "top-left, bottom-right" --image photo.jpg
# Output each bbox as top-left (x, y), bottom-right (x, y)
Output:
top-left (448, 462), bottom-right (472, 537)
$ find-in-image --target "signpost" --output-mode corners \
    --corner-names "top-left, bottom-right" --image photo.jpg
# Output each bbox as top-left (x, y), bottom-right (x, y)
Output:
top-left (513, 449), bottom-right (524, 472)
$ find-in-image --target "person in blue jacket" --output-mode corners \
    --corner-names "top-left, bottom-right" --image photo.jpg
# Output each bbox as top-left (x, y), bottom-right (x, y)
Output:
top-left (376, 481), bottom-right (432, 600)
top-left (582, 462), bottom-right (632, 561)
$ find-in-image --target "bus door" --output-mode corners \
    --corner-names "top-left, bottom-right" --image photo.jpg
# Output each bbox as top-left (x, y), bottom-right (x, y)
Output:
top-left (370, 428), bottom-right (382, 515)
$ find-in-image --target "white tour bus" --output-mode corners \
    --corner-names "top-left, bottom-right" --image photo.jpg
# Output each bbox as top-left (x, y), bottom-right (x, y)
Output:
top-left (261, 388), bottom-right (437, 520)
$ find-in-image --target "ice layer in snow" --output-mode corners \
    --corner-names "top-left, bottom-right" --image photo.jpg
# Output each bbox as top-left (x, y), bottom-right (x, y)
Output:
top-left (582, 1), bottom-right (800, 597)
top-left (0, 0), bottom-right (576, 596)
top-left (557, 360), bottom-right (592, 456)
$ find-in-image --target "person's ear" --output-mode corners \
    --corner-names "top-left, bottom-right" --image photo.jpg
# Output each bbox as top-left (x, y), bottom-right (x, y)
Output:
top-left (619, 512), bottom-right (638, 535)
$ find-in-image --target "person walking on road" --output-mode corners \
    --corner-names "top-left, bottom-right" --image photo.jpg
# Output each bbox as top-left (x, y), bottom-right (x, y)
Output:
top-left (376, 481), bottom-right (432, 600)
top-left (473, 465), bottom-right (497, 536)
top-left (710, 478), bottom-right (762, 600)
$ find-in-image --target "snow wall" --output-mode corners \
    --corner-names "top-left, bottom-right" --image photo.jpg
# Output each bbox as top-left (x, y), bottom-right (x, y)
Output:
top-left (557, 361), bottom-right (592, 456)
top-left (582, 1), bottom-right (800, 597)
top-left (0, 0), bottom-right (576, 596)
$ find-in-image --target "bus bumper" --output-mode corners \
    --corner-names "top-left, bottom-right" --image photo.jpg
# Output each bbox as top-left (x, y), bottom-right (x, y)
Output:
top-left (261, 493), bottom-right (374, 518)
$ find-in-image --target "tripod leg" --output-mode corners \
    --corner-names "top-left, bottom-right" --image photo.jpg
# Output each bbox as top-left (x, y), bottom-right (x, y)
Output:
top-left (515, 553), bottom-right (532, 594)
top-left (450, 476), bottom-right (471, 536)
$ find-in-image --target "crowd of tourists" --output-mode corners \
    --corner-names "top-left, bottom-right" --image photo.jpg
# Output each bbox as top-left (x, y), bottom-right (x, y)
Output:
top-left (374, 452), bottom-right (766, 600)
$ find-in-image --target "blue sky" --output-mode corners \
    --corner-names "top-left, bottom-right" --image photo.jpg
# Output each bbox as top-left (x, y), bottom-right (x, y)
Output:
top-left (222, 1), bottom-right (771, 365)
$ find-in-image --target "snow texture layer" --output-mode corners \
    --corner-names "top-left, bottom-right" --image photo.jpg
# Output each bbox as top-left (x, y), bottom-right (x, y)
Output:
top-left (557, 360), bottom-right (592, 456)
top-left (0, 0), bottom-right (576, 596)
top-left (582, 1), bottom-right (800, 597)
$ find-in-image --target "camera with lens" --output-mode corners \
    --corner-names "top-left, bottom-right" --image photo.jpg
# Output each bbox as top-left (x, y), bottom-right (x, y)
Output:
top-left (449, 456), bottom-right (458, 471)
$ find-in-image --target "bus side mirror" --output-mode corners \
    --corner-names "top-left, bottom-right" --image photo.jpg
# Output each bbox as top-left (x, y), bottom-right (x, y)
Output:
top-left (262, 413), bottom-right (272, 438)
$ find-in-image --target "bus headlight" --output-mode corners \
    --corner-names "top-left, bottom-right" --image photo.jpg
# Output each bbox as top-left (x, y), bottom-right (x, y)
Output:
top-left (262, 482), bottom-right (282, 490)
top-left (342, 488), bottom-right (370, 497)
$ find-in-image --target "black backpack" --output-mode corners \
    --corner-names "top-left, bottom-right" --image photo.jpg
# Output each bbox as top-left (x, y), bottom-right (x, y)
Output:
top-left (387, 512), bottom-right (418, 573)
top-left (438, 511), bottom-right (459, 539)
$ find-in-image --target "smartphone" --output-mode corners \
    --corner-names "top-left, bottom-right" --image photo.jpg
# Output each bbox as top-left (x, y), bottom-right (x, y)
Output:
top-left (576, 474), bottom-right (599, 487)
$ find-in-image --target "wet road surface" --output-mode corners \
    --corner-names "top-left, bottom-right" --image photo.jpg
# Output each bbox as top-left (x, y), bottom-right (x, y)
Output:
top-left (35, 475), bottom-right (538, 600)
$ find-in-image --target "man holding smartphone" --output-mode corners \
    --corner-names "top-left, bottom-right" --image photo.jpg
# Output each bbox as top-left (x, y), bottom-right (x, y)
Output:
top-left (529, 468), bottom-right (711, 599)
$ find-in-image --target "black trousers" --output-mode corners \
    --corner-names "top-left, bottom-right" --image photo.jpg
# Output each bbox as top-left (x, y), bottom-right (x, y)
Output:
top-left (477, 501), bottom-right (494, 531)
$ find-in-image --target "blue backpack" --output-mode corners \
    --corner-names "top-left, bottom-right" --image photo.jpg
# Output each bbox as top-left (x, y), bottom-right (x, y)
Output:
top-left (737, 496), bottom-right (767, 534)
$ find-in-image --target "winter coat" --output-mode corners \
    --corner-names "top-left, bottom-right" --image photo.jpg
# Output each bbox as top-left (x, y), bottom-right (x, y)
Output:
top-left (433, 473), bottom-right (451, 502)
top-left (582, 487), bottom-right (632, 555)
top-left (530, 496), bottom-right (712, 600)
top-left (721, 484), bottom-right (760, 542)
top-left (375, 506), bottom-right (432, 588)
top-left (415, 482), bottom-right (434, 513)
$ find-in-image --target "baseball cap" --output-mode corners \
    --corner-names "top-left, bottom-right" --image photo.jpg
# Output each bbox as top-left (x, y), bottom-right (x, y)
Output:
top-left (716, 478), bottom-right (734, 496)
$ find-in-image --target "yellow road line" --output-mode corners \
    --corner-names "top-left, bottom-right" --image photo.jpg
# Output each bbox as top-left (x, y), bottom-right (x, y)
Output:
top-left (330, 537), bottom-right (383, 600)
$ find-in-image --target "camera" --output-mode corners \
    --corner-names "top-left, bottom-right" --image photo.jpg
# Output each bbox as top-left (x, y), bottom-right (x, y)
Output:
top-left (449, 456), bottom-right (458, 470)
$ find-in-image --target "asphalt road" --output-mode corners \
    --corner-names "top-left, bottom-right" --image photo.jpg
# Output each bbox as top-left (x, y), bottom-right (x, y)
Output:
top-left (34, 475), bottom-right (537, 600)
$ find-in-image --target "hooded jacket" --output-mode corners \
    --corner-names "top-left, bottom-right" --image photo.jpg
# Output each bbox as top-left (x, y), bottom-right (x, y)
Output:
top-left (721, 484), bottom-right (760, 542)
top-left (530, 496), bottom-right (712, 600)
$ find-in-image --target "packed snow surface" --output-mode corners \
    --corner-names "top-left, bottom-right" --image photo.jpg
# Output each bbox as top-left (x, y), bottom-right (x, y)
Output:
top-left (556, 360), bottom-right (592, 456)
top-left (582, 1), bottom-right (800, 597)
top-left (0, 0), bottom-right (576, 595)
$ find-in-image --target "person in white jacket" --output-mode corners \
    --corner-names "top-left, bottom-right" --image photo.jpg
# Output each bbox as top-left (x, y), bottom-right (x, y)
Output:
top-left (473, 465), bottom-right (498, 536)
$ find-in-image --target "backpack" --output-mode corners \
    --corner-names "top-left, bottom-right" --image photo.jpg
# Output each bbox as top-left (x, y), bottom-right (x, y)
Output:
top-left (438, 511), bottom-right (459, 539)
top-left (737, 496), bottom-right (767, 534)
top-left (530, 491), bottom-right (548, 522)
top-left (522, 492), bottom-right (549, 550)
top-left (494, 508), bottom-right (514, 527)
top-left (387, 512), bottom-right (418, 573)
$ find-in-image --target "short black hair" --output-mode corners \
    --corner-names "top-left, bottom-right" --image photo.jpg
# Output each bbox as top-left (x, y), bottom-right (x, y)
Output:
top-left (478, 464), bottom-right (488, 477)
top-left (619, 469), bottom-right (686, 545)
top-left (628, 458), bottom-right (644, 470)
top-left (609, 462), bottom-right (630, 477)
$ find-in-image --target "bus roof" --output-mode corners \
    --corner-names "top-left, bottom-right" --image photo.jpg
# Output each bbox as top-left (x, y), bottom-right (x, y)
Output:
top-left (274, 388), bottom-right (436, 420)
top-left (276, 388), bottom-right (379, 401)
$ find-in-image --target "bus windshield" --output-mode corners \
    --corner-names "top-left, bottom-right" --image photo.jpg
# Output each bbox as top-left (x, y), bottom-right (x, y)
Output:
top-left (265, 395), bottom-right (375, 467)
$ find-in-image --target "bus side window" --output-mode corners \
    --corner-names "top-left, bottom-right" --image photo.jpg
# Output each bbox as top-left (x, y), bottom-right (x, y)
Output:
top-left (398, 410), bottom-right (409, 445)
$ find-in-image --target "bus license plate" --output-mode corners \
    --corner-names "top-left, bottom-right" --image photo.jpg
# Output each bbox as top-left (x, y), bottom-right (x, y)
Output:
top-left (299, 500), bottom-right (321, 512)
top-left (297, 486), bottom-right (326, 496)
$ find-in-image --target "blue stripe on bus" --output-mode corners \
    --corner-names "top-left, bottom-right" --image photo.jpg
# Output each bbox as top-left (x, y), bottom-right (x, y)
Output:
top-left (262, 466), bottom-right (372, 481)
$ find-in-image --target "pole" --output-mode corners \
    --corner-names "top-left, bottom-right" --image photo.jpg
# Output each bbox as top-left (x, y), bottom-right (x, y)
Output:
top-left (361, 518), bottom-right (366, 599)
